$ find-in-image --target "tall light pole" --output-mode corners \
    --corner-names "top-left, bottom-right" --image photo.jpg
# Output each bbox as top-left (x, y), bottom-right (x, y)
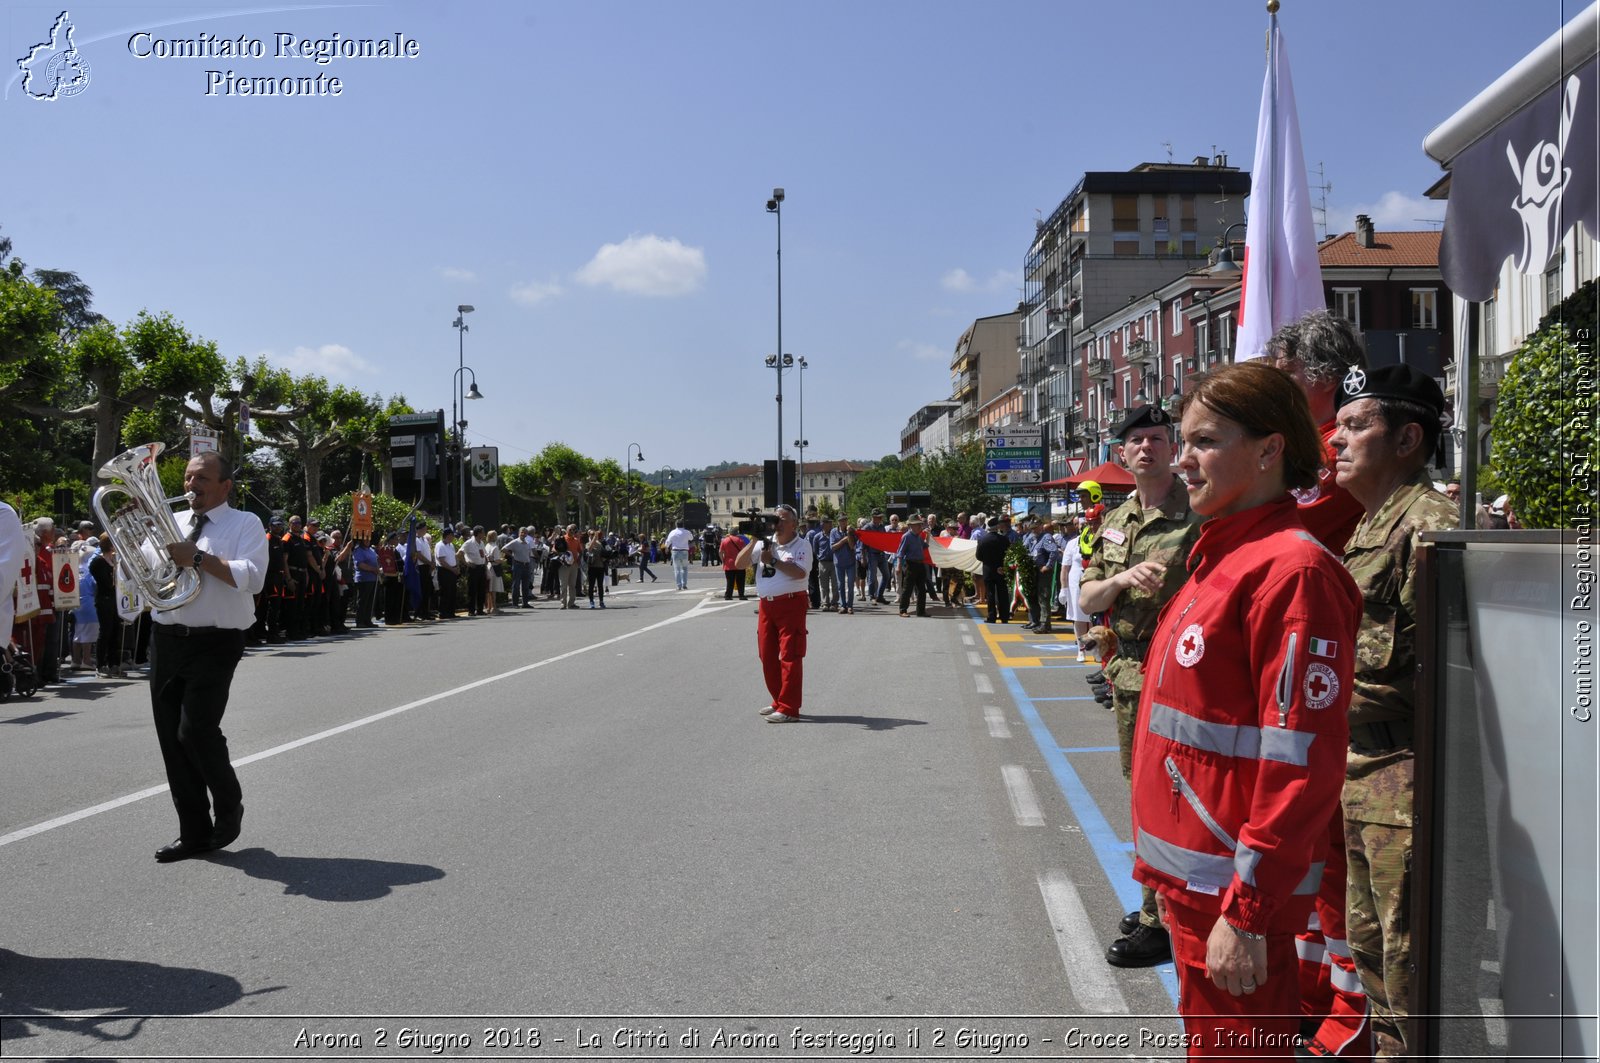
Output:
top-left (451, 304), bottom-right (480, 527)
top-left (626, 443), bottom-right (644, 534)
top-left (793, 355), bottom-right (808, 513)
top-left (765, 187), bottom-right (786, 495)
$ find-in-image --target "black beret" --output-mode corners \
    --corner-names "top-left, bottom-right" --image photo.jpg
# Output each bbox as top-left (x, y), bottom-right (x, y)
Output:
top-left (1336, 364), bottom-right (1445, 417)
top-left (1111, 404), bottom-right (1173, 440)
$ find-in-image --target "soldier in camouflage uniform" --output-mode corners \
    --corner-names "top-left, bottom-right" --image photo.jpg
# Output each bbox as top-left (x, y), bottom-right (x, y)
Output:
top-left (1079, 404), bottom-right (1202, 968)
top-left (1330, 365), bottom-right (1458, 1059)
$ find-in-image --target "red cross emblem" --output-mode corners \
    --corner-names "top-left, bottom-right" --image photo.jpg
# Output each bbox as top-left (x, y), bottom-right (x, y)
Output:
top-left (1303, 662), bottom-right (1339, 710)
top-left (1176, 622), bottom-right (1205, 667)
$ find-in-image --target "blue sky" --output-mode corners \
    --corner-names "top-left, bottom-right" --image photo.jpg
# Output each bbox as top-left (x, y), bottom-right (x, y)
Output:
top-left (2, 0), bottom-right (1576, 473)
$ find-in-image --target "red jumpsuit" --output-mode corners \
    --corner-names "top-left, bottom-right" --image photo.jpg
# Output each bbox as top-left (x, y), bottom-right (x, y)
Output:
top-left (1291, 423), bottom-right (1373, 1059)
top-left (1131, 496), bottom-right (1361, 1058)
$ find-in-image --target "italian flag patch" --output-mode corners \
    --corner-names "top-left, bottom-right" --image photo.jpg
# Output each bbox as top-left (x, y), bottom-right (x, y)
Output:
top-left (1308, 637), bottom-right (1338, 658)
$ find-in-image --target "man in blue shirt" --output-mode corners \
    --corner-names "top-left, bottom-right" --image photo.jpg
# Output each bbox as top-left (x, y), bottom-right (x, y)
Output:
top-left (895, 515), bottom-right (930, 617)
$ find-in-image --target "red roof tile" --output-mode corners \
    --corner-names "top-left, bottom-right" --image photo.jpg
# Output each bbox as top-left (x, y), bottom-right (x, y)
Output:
top-left (1318, 230), bottom-right (1441, 268)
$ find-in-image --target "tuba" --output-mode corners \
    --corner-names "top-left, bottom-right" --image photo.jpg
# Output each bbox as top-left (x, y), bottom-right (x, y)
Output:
top-left (90, 442), bottom-right (202, 611)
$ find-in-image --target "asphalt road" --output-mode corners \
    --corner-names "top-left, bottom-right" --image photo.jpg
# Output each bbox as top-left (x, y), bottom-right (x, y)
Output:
top-left (0, 564), bottom-right (1185, 1061)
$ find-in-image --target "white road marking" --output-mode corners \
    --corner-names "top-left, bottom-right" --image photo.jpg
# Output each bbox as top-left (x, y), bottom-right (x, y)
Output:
top-left (983, 706), bottom-right (1012, 739)
top-left (961, 634), bottom-right (975, 646)
top-left (1001, 765), bottom-right (1044, 826)
top-left (966, 651), bottom-right (982, 667)
top-left (0, 598), bottom-right (740, 850)
top-left (1037, 869), bottom-right (1129, 1014)
top-left (974, 673), bottom-right (993, 695)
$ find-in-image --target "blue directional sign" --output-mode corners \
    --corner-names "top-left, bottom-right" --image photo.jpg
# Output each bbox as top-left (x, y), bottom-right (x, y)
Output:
top-left (986, 458), bottom-right (1044, 470)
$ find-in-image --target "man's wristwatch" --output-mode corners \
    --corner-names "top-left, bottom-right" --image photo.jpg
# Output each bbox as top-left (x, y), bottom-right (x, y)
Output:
top-left (192, 550), bottom-right (208, 570)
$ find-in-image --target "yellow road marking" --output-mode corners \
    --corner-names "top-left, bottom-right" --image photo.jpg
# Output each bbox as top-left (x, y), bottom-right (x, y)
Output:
top-left (973, 623), bottom-right (1092, 668)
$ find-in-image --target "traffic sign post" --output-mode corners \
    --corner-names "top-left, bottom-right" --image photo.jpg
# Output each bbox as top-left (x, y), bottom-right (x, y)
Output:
top-left (983, 426), bottom-right (1048, 495)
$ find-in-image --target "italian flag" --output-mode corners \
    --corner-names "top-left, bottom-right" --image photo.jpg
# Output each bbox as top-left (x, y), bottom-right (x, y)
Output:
top-left (1308, 637), bottom-right (1337, 658)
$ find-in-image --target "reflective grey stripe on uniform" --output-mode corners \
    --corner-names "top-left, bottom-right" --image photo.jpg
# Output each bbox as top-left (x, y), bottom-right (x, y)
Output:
top-left (1150, 702), bottom-right (1317, 766)
top-left (1151, 702), bottom-right (1260, 759)
top-left (1235, 843), bottom-right (1323, 895)
top-left (1330, 962), bottom-right (1365, 995)
top-left (1294, 530), bottom-right (1338, 560)
top-left (1135, 830), bottom-right (1235, 893)
top-left (1259, 726), bottom-right (1316, 766)
top-left (1323, 934), bottom-right (1352, 959)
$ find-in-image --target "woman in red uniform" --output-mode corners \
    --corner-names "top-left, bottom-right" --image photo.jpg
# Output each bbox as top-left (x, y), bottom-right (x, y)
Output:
top-left (1132, 361), bottom-right (1363, 1059)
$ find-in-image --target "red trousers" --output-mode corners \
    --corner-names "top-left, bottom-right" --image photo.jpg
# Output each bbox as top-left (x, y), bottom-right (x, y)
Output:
top-left (1297, 810), bottom-right (1372, 1058)
top-left (1165, 899), bottom-right (1305, 1060)
top-left (756, 591), bottom-right (807, 716)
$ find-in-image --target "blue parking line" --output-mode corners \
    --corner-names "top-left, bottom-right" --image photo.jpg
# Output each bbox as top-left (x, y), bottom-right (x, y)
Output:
top-left (1001, 667), bottom-right (1179, 1001)
top-left (1062, 745), bottom-right (1120, 753)
top-left (1033, 696), bottom-right (1100, 702)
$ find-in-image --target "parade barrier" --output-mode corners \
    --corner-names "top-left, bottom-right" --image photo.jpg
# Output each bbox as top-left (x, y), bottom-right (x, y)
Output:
top-left (1415, 530), bottom-right (1596, 1060)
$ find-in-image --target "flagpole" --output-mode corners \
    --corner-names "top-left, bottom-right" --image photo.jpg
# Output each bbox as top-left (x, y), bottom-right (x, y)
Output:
top-left (1266, 0), bottom-right (1279, 339)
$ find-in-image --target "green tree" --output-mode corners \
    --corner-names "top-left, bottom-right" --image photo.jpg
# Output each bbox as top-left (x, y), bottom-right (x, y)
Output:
top-left (256, 376), bottom-right (378, 512)
top-left (1489, 297), bottom-right (1598, 529)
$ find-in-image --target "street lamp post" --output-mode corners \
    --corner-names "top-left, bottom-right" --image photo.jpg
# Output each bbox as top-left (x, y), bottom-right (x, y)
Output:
top-left (793, 356), bottom-right (808, 513)
top-left (626, 443), bottom-right (644, 534)
top-left (1209, 222), bottom-right (1247, 274)
top-left (451, 304), bottom-right (479, 526)
top-left (765, 187), bottom-right (786, 498)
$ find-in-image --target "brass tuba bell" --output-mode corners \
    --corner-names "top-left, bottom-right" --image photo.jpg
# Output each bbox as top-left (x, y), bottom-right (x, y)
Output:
top-left (90, 443), bottom-right (202, 611)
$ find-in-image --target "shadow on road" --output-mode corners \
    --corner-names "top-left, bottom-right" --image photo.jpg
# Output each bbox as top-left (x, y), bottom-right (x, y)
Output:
top-left (0, 947), bottom-right (283, 1047)
top-left (795, 714), bottom-right (928, 731)
top-left (209, 847), bottom-right (445, 901)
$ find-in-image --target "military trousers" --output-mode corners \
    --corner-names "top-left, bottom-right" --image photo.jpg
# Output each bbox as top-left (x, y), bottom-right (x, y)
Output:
top-left (1112, 681), bottom-right (1160, 927)
top-left (1346, 818), bottom-right (1411, 1059)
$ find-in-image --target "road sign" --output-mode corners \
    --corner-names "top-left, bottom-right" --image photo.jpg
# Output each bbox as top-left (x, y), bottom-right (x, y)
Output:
top-left (985, 458), bottom-right (1044, 471)
top-left (985, 470), bottom-right (1044, 484)
top-left (984, 435), bottom-right (1043, 450)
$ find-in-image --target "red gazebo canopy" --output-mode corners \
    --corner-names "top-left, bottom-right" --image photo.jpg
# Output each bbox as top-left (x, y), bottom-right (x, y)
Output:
top-left (1039, 460), bottom-right (1136, 492)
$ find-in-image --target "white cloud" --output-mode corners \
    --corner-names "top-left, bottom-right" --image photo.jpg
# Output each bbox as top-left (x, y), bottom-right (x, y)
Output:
top-left (274, 343), bottom-right (376, 381)
top-left (440, 266), bottom-right (476, 282)
top-left (942, 268), bottom-right (976, 292)
top-left (941, 267), bottom-right (1022, 295)
top-left (576, 234), bottom-right (707, 296)
top-left (1326, 191), bottom-right (1445, 237)
top-left (510, 278), bottom-right (565, 305)
top-left (899, 339), bottom-right (946, 362)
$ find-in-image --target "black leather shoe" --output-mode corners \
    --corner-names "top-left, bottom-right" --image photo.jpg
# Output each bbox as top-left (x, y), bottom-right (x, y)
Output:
top-left (1119, 909), bottom-right (1141, 936)
top-left (155, 837), bottom-right (215, 863)
top-left (1086, 670), bottom-right (1105, 683)
top-left (212, 803), bottom-right (244, 849)
top-left (1105, 923), bottom-right (1172, 967)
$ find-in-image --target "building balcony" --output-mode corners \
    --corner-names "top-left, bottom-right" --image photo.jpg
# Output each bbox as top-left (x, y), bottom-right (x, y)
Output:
top-left (1127, 338), bottom-right (1157, 367)
top-left (1087, 356), bottom-right (1113, 380)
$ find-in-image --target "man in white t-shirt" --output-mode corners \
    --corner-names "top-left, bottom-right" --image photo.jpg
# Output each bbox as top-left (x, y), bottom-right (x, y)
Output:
top-left (734, 505), bottom-right (813, 723)
top-left (662, 520), bottom-right (696, 591)
top-left (434, 527), bottom-right (460, 618)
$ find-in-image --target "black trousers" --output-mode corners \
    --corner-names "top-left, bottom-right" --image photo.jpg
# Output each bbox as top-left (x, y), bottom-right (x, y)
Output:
top-left (984, 570), bottom-right (1011, 622)
top-left (898, 560), bottom-right (928, 616)
top-left (723, 568), bottom-right (746, 599)
top-left (355, 581), bottom-right (377, 625)
top-left (466, 565), bottom-right (486, 615)
top-left (438, 569), bottom-right (458, 617)
top-left (150, 626), bottom-right (247, 843)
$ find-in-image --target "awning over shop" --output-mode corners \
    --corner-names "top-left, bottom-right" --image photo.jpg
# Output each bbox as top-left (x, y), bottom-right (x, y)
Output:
top-left (1038, 461), bottom-right (1137, 493)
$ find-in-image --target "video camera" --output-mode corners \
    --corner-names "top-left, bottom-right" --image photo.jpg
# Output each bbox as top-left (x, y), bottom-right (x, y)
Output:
top-left (739, 508), bottom-right (780, 577)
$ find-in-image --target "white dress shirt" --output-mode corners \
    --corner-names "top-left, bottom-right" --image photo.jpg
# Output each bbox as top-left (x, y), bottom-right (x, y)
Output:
top-left (664, 527), bottom-right (695, 552)
top-left (435, 540), bottom-right (458, 569)
top-left (461, 536), bottom-right (485, 566)
top-left (153, 503), bottom-right (268, 630)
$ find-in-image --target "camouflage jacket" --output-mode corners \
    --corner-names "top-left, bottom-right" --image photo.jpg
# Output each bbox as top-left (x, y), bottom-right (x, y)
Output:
top-left (1342, 469), bottom-right (1457, 825)
top-left (1083, 476), bottom-right (1202, 691)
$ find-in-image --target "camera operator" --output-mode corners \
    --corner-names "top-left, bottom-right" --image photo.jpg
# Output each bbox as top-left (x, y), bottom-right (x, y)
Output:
top-left (734, 504), bottom-right (812, 724)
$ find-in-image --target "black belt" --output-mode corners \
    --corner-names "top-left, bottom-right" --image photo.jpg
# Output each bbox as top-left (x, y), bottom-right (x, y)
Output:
top-left (156, 624), bottom-right (235, 638)
top-left (1350, 719), bottom-right (1413, 755)
top-left (1118, 637), bottom-right (1152, 662)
